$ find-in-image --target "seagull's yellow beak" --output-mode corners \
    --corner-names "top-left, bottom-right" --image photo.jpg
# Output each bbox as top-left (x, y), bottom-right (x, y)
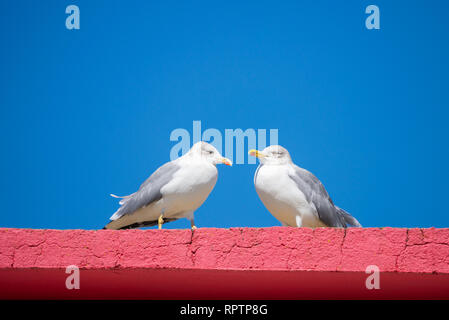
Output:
top-left (248, 149), bottom-right (266, 158)
top-left (221, 157), bottom-right (233, 166)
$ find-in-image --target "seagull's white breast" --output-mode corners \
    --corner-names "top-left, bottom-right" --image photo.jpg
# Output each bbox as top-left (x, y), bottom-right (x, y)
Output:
top-left (160, 159), bottom-right (218, 218)
top-left (254, 164), bottom-right (322, 227)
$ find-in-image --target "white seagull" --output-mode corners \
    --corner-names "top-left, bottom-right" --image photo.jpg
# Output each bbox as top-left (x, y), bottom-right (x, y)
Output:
top-left (104, 142), bottom-right (232, 230)
top-left (249, 145), bottom-right (361, 228)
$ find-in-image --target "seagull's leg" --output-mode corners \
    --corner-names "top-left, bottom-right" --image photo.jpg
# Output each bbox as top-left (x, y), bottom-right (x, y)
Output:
top-left (295, 215), bottom-right (303, 228)
top-left (185, 211), bottom-right (196, 230)
top-left (158, 209), bottom-right (165, 230)
top-left (158, 215), bottom-right (164, 229)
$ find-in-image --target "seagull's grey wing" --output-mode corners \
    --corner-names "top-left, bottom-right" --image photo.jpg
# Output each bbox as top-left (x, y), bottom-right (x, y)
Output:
top-left (288, 165), bottom-right (347, 227)
top-left (110, 161), bottom-right (181, 220)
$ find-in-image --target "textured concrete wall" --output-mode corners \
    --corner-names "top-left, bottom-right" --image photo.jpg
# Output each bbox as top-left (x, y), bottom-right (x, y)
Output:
top-left (0, 227), bottom-right (448, 299)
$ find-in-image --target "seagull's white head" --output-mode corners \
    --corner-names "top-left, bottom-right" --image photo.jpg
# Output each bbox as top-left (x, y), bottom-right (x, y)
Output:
top-left (188, 141), bottom-right (232, 166)
top-left (249, 145), bottom-right (292, 165)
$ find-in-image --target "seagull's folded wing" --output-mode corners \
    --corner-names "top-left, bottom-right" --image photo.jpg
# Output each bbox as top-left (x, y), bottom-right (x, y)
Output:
top-left (288, 165), bottom-right (347, 227)
top-left (110, 161), bottom-right (181, 220)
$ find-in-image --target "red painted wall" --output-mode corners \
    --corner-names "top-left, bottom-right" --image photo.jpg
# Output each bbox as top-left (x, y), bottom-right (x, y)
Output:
top-left (1, 227), bottom-right (448, 299)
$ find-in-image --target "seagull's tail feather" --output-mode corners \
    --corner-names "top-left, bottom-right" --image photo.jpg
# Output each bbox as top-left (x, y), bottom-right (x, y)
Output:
top-left (103, 217), bottom-right (178, 230)
top-left (336, 207), bottom-right (362, 227)
top-left (110, 193), bottom-right (135, 205)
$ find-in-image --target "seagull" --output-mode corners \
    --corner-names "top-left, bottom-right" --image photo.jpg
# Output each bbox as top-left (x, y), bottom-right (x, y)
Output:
top-left (104, 142), bottom-right (232, 230)
top-left (249, 145), bottom-right (361, 228)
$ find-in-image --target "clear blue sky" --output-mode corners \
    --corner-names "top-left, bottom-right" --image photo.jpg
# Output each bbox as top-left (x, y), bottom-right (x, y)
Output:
top-left (1, 0), bottom-right (448, 229)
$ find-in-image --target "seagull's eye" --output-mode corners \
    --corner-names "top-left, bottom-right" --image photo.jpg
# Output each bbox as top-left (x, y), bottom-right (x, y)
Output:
top-left (273, 151), bottom-right (283, 157)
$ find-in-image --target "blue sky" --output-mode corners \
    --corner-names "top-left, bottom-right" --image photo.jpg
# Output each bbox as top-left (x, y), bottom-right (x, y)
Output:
top-left (1, 0), bottom-right (448, 230)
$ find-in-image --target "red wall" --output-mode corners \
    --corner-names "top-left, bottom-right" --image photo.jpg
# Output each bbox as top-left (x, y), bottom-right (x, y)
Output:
top-left (1, 227), bottom-right (448, 299)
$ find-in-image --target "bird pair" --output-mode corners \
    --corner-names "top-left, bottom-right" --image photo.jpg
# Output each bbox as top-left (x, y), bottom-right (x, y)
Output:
top-left (104, 142), bottom-right (361, 230)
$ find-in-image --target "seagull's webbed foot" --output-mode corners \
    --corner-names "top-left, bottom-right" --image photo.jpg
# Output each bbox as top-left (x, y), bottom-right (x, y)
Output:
top-left (158, 214), bottom-right (164, 230)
